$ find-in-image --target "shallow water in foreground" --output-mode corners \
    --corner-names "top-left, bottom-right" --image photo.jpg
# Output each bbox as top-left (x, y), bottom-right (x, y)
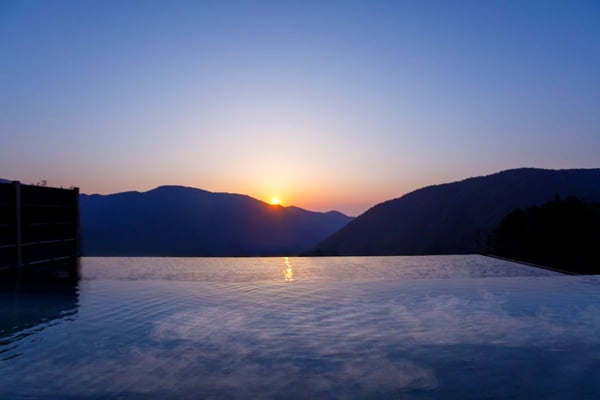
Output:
top-left (1, 255), bottom-right (600, 399)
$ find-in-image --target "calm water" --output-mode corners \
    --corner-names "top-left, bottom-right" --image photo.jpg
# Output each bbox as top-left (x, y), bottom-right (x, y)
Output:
top-left (1, 255), bottom-right (600, 399)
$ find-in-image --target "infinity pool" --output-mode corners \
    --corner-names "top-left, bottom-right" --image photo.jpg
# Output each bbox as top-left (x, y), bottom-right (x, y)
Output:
top-left (1, 255), bottom-right (599, 399)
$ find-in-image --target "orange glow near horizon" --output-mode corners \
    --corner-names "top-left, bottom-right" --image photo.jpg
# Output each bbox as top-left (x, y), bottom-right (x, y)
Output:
top-left (75, 173), bottom-right (399, 216)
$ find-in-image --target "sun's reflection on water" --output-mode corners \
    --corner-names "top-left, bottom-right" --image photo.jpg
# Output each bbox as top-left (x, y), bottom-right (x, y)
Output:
top-left (283, 257), bottom-right (294, 282)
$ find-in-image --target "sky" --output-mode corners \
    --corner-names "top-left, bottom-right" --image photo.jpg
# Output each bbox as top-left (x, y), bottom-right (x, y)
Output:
top-left (1, 0), bottom-right (599, 216)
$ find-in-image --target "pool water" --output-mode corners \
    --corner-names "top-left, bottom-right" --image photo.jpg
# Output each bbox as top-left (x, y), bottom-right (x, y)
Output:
top-left (1, 255), bottom-right (600, 399)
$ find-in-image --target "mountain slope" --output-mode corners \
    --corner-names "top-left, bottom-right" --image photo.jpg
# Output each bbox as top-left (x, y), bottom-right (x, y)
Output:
top-left (81, 186), bottom-right (352, 256)
top-left (310, 168), bottom-right (600, 256)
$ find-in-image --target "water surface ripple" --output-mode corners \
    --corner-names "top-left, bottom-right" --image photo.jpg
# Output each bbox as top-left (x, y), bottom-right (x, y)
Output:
top-left (1, 255), bottom-right (599, 399)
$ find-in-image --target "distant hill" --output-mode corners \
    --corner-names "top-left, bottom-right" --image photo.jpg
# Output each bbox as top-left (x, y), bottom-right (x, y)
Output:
top-left (310, 168), bottom-right (600, 256)
top-left (80, 186), bottom-right (352, 256)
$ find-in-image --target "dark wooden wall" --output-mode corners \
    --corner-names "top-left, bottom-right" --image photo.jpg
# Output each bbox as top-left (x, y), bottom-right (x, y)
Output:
top-left (0, 181), bottom-right (80, 274)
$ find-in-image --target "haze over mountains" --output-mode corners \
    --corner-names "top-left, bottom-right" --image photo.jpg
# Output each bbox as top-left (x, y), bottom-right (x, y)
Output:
top-left (310, 168), bottom-right (600, 256)
top-left (80, 186), bottom-right (352, 256)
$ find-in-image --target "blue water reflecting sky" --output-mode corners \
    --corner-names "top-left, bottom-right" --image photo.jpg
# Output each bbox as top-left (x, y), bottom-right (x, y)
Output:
top-left (1, 256), bottom-right (599, 399)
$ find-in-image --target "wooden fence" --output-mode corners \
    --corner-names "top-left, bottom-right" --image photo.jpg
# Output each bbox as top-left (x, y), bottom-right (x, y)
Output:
top-left (0, 181), bottom-right (80, 277)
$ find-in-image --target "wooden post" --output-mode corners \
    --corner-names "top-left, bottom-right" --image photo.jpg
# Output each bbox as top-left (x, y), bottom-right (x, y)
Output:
top-left (14, 181), bottom-right (22, 271)
top-left (74, 187), bottom-right (81, 257)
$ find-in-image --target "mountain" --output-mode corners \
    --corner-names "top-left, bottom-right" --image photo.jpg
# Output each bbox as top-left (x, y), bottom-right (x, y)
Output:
top-left (310, 168), bottom-right (600, 256)
top-left (80, 186), bottom-right (352, 256)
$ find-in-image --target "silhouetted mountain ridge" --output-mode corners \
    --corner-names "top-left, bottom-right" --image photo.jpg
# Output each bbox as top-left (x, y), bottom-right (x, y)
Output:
top-left (81, 185), bottom-right (352, 256)
top-left (310, 168), bottom-right (600, 256)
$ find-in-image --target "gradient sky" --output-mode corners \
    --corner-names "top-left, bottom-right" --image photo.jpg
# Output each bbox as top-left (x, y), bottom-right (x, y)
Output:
top-left (1, 0), bottom-right (599, 215)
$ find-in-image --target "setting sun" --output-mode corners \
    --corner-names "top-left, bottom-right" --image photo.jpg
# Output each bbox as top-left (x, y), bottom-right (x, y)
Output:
top-left (270, 197), bottom-right (281, 205)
